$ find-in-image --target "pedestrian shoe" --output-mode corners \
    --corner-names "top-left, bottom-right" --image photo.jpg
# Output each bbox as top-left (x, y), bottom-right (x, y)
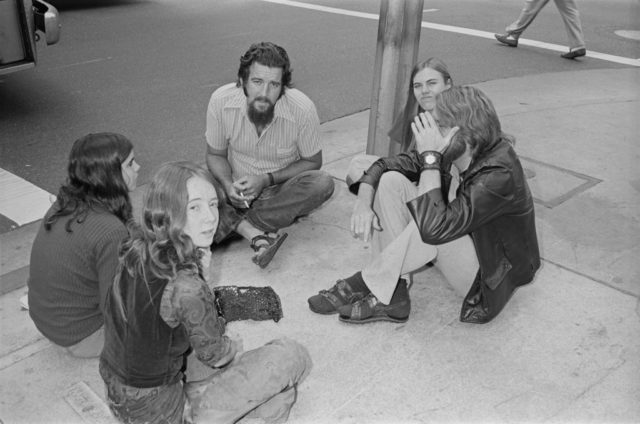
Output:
top-left (308, 272), bottom-right (370, 315)
top-left (494, 33), bottom-right (518, 47)
top-left (251, 232), bottom-right (288, 268)
top-left (561, 47), bottom-right (586, 59)
top-left (338, 278), bottom-right (410, 324)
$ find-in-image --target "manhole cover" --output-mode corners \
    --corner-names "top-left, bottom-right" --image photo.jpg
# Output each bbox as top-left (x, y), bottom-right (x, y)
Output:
top-left (614, 30), bottom-right (640, 41)
top-left (520, 156), bottom-right (602, 208)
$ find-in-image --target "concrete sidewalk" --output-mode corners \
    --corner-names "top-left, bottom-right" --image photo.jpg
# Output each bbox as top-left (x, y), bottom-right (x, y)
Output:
top-left (1, 68), bottom-right (639, 423)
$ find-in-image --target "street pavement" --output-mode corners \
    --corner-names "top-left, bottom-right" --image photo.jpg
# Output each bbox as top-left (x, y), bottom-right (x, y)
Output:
top-left (1, 67), bottom-right (639, 423)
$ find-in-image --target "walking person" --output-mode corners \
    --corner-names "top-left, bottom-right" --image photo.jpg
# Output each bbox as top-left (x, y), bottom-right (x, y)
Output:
top-left (100, 161), bottom-right (311, 424)
top-left (206, 41), bottom-right (334, 268)
top-left (494, 0), bottom-right (587, 59)
top-left (27, 132), bottom-right (140, 358)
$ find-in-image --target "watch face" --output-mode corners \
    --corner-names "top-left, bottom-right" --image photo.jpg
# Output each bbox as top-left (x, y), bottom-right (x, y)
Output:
top-left (425, 154), bottom-right (436, 164)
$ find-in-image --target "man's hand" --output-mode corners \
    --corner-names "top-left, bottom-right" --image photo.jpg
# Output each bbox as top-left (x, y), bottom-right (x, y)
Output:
top-left (233, 175), bottom-right (268, 201)
top-left (224, 183), bottom-right (251, 209)
top-left (411, 112), bottom-right (459, 153)
top-left (350, 199), bottom-right (382, 242)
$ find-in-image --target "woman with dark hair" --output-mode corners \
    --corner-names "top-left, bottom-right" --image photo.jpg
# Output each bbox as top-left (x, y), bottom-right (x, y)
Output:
top-left (310, 86), bottom-right (539, 325)
top-left (100, 161), bottom-right (311, 424)
top-left (28, 132), bottom-right (140, 357)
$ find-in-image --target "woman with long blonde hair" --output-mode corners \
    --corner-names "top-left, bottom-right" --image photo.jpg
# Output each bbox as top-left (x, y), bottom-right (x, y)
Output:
top-left (100, 161), bottom-right (311, 424)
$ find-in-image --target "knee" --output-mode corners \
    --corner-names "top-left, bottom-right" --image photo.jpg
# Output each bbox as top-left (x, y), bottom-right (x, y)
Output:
top-left (265, 338), bottom-right (312, 382)
top-left (303, 171), bottom-right (335, 201)
top-left (377, 172), bottom-right (410, 196)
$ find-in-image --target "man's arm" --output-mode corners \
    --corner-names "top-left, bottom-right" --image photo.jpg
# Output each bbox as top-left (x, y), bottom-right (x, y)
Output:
top-left (206, 144), bottom-right (247, 208)
top-left (233, 150), bottom-right (323, 200)
top-left (206, 144), bottom-right (233, 192)
top-left (350, 182), bottom-right (382, 242)
top-left (270, 150), bottom-right (322, 183)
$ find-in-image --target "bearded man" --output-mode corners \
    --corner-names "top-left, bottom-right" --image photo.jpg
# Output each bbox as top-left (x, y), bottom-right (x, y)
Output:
top-left (205, 42), bottom-right (334, 268)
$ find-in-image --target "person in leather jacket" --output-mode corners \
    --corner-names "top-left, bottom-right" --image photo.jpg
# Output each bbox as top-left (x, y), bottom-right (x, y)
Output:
top-left (308, 86), bottom-right (540, 324)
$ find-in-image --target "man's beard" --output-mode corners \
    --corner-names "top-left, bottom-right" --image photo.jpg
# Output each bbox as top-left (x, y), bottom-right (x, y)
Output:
top-left (248, 97), bottom-right (275, 127)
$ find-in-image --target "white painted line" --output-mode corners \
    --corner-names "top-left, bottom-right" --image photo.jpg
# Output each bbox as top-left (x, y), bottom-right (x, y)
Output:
top-left (0, 168), bottom-right (53, 225)
top-left (423, 9), bottom-right (438, 13)
top-left (0, 337), bottom-right (50, 371)
top-left (258, 0), bottom-right (640, 67)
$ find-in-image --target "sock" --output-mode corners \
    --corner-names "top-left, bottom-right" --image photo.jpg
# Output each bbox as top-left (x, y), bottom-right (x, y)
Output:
top-left (344, 272), bottom-right (371, 294)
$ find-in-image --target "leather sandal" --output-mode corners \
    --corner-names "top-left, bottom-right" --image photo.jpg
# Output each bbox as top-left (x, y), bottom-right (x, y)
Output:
top-left (308, 278), bottom-right (369, 315)
top-left (250, 232), bottom-right (288, 268)
top-left (338, 279), bottom-right (410, 324)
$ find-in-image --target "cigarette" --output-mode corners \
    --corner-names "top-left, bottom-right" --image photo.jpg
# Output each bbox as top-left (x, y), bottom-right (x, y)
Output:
top-left (239, 192), bottom-right (250, 209)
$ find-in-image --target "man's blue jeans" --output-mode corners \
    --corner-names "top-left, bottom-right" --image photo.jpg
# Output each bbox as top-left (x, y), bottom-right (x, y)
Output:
top-left (213, 170), bottom-right (334, 243)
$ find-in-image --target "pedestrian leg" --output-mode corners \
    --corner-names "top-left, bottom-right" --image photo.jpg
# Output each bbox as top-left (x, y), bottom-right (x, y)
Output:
top-left (505, 0), bottom-right (551, 37)
top-left (553, 0), bottom-right (586, 49)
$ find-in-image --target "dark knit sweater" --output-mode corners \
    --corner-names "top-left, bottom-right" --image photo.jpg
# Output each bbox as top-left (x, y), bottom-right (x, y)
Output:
top-left (28, 205), bottom-right (128, 347)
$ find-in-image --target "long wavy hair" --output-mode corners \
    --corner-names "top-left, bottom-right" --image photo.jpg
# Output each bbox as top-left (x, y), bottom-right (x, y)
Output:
top-left (236, 41), bottom-right (293, 94)
top-left (113, 162), bottom-right (215, 317)
top-left (388, 57), bottom-right (453, 151)
top-left (435, 86), bottom-right (514, 164)
top-left (45, 133), bottom-right (133, 232)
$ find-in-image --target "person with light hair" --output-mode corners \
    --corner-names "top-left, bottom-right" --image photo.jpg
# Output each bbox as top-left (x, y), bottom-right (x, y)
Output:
top-left (100, 161), bottom-right (311, 424)
top-left (309, 86), bottom-right (540, 324)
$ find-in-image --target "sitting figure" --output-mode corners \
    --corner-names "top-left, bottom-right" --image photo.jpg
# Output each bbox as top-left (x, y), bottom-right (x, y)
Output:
top-left (206, 41), bottom-right (335, 268)
top-left (309, 86), bottom-right (540, 324)
top-left (28, 132), bottom-right (140, 357)
top-left (346, 57), bottom-right (454, 190)
top-left (100, 161), bottom-right (311, 424)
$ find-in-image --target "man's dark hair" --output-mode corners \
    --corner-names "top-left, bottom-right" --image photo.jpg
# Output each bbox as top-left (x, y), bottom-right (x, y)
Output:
top-left (237, 42), bottom-right (293, 89)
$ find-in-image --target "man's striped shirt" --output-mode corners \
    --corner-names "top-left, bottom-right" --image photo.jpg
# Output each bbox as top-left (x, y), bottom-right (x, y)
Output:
top-left (205, 83), bottom-right (322, 180)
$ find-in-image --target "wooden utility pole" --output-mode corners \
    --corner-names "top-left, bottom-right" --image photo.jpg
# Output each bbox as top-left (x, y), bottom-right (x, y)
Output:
top-left (366, 0), bottom-right (424, 156)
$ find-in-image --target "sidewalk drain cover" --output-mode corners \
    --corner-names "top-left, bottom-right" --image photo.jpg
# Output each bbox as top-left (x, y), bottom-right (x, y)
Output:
top-left (520, 156), bottom-right (601, 208)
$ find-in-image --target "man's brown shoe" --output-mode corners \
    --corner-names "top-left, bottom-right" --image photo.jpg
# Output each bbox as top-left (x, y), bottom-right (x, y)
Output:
top-left (495, 33), bottom-right (518, 47)
top-left (561, 48), bottom-right (586, 59)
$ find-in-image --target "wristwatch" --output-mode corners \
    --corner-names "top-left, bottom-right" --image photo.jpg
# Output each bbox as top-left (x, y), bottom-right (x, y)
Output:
top-left (420, 150), bottom-right (443, 171)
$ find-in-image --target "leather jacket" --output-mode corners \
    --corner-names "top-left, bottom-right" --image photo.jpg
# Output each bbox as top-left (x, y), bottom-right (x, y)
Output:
top-left (350, 149), bottom-right (454, 196)
top-left (407, 139), bottom-right (540, 323)
top-left (352, 139), bottom-right (540, 323)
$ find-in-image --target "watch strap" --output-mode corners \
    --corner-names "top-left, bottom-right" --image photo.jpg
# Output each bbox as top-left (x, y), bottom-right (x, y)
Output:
top-left (420, 151), bottom-right (443, 171)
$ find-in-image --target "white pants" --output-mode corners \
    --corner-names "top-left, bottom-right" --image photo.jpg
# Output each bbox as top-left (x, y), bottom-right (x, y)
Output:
top-left (506, 0), bottom-right (585, 50)
top-left (347, 156), bottom-right (479, 304)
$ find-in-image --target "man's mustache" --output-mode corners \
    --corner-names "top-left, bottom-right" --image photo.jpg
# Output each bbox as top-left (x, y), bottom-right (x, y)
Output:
top-left (252, 96), bottom-right (274, 106)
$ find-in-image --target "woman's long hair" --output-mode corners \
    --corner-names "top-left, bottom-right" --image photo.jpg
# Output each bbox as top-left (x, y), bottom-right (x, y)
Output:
top-left (388, 57), bottom-right (453, 151)
top-left (45, 133), bottom-right (133, 231)
top-left (112, 162), bottom-right (215, 318)
top-left (435, 86), bottom-right (514, 164)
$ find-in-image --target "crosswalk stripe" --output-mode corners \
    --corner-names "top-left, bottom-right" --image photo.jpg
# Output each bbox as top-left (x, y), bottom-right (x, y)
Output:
top-left (259, 0), bottom-right (640, 67)
top-left (0, 168), bottom-right (53, 226)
